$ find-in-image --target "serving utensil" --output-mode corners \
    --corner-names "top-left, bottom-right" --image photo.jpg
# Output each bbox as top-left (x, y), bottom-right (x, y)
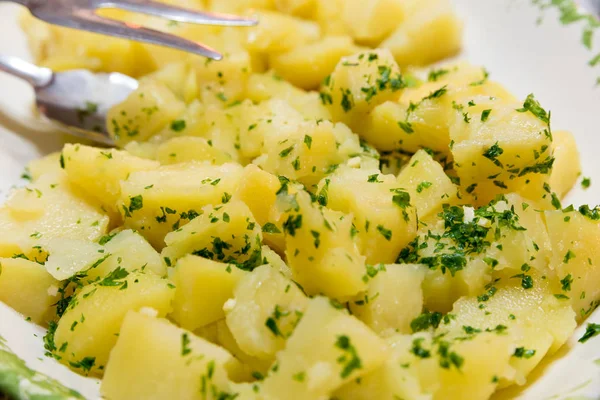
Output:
top-left (0, 55), bottom-right (136, 145)
top-left (4, 0), bottom-right (258, 60)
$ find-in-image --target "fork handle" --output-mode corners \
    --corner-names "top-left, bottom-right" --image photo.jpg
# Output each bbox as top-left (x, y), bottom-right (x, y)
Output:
top-left (0, 55), bottom-right (53, 88)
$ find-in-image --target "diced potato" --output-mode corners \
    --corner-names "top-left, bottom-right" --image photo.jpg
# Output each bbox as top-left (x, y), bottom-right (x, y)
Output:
top-left (102, 311), bottom-right (241, 400)
top-left (107, 81), bottom-right (186, 147)
top-left (450, 96), bottom-right (554, 204)
top-left (362, 73), bottom-right (512, 154)
top-left (162, 200), bottom-right (262, 268)
top-left (274, 0), bottom-right (316, 17)
top-left (53, 272), bottom-right (174, 374)
top-left (215, 320), bottom-right (273, 377)
top-left (170, 255), bottom-right (247, 331)
top-left (396, 149), bottom-right (460, 219)
top-left (257, 119), bottom-right (363, 188)
top-left (313, 0), bottom-right (350, 36)
top-left (0, 257), bottom-right (58, 323)
top-left (0, 172), bottom-right (108, 259)
top-left (323, 49), bottom-right (404, 131)
top-left (335, 332), bottom-right (513, 400)
top-left (545, 208), bottom-right (600, 320)
top-left (43, 238), bottom-right (103, 281)
top-left (118, 162), bottom-right (244, 248)
top-left (270, 36), bottom-right (360, 90)
top-left (156, 137), bottom-right (232, 165)
top-left (441, 280), bottom-right (576, 386)
top-left (225, 265), bottom-right (309, 360)
top-left (44, 230), bottom-right (165, 282)
top-left (62, 144), bottom-right (159, 214)
top-left (97, 230), bottom-right (165, 276)
top-left (350, 264), bottom-right (425, 335)
top-left (261, 297), bottom-right (389, 399)
top-left (261, 245), bottom-right (292, 278)
top-left (283, 191), bottom-right (366, 300)
top-left (381, 0), bottom-right (462, 66)
top-left (244, 11), bottom-right (320, 53)
top-left (398, 195), bottom-right (551, 312)
top-left (27, 152), bottom-right (62, 181)
top-left (123, 141), bottom-right (159, 160)
top-left (317, 166), bottom-right (418, 264)
top-left (341, 0), bottom-right (405, 45)
top-left (549, 130), bottom-right (581, 199)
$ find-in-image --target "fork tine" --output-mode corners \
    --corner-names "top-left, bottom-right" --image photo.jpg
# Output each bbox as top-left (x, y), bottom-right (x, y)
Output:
top-left (62, 9), bottom-right (223, 60)
top-left (96, 0), bottom-right (259, 27)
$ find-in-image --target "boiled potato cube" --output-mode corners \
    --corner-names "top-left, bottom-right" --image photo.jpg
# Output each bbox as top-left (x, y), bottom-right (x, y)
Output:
top-left (283, 191), bottom-right (366, 300)
top-left (318, 166), bottom-right (418, 264)
top-left (215, 320), bottom-right (273, 377)
top-left (341, 0), bottom-right (405, 45)
top-left (225, 265), bottom-right (309, 360)
top-left (257, 119), bottom-right (362, 188)
top-left (545, 208), bottom-right (600, 320)
top-left (362, 72), bottom-right (512, 154)
top-left (0, 257), bottom-right (58, 324)
top-left (246, 73), bottom-right (331, 120)
top-left (102, 311), bottom-right (241, 400)
top-left (261, 296), bottom-right (388, 399)
top-left (0, 172), bottom-right (108, 259)
top-left (53, 272), bottom-right (174, 375)
top-left (381, 0), bottom-right (462, 66)
top-left (244, 11), bottom-right (320, 53)
top-left (270, 36), bottom-right (360, 90)
top-left (156, 137), bottom-right (232, 165)
top-left (313, 0), bottom-right (350, 36)
top-left (450, 96), bottom-right (554, 204)
top-left (162, 200), bottom-right (263, 269)
top-left (169, 255), bottom-right (247, 331)
top-left (107, 81), bottom-right (186, 147)
top-left (350, 264), bottom-right (425, 335)
top-left (27, 152), bottom-right (62, 181)
top-left (323, 49), bottom-right (403, 130)
top-left (549, 130), bottom-right (581, 199)
top-left (442, 280), bottom-right (576, 386)
top-left (274, 0), bottom-right (316, 17)
top-left (44, 230), bottom-right (165, 282)
top-left (335, 332), bottom-right (513, 400)
top-left (396, 149), bottom-right (460, 219)
top-left (62, 144), bottom-right (159, 214)
top-left (119, 162), bottom-right (243, 248)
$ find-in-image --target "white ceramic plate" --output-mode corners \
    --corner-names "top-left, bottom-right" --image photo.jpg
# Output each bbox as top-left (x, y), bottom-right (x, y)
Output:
top-left (1, 1), bottom-right (600, 399)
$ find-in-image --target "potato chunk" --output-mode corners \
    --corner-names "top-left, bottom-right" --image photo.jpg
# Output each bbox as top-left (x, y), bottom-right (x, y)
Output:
top-left (107, 81), bottom-right (186, 147)
top-left (0, 172), bottom-right (108, 260)
top-left (156, 136), bottom-right (233, 166)
top-left (322, 49), bottom-right (404, 131)
top-left (341, 0), bottom-right (405, 45)
top-left (396, 149), bottom-right (460, 219)
top-left (62, 144), bottom-right (159, 214)
top-left (270, 36), bottom-right (360, 90)
top-left (450, 95), bottom-right (554, 204)
top-left (53, 272), bottom-right (174, 375)
top-left (261, 297), bottom-right (388, 399)
top-left (119, 162), bottom-right (243, 248)
top-left (381, 0), bottom-right (462, 66)
top-left (317, 166), bottom-right (418, 264)
top-left (102, 311), bottom-right (241, 400)
top-left (225, 265), bottom-right (308, 360)
top-left (0, 257), bottom-right (58, 324)
top-left (350, 264), bottom-right (425, 335)
top-left (441, 280), bottom-right (576, 386)
top-left (169, 255), bottom-right (247, 331)
top-left (283, 191), bottom-right (366, 300)
top-left (545, 208), bottom-right (600, 320)
top-left (549, 130), bottom-right (581, 199)
top-left (162, 200), bottom-right (262, 269)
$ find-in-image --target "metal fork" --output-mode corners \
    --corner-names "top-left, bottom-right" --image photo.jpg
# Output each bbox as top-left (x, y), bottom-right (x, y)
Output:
top-left (3, 0), bottom-right (258, 60)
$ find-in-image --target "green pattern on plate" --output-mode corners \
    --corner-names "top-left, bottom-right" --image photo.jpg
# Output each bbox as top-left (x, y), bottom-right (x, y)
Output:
top-left (0, 335), bottom-right (83, 400)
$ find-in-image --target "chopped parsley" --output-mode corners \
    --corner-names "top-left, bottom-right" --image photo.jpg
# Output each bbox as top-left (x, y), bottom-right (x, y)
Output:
top-left (335, 335), bottom-right (362, 378)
